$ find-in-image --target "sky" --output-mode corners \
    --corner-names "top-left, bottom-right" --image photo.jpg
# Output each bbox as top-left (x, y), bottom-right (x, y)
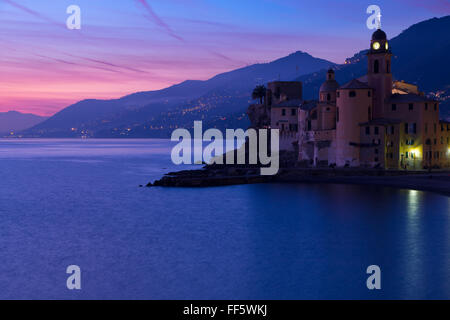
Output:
top-left (0, 0), bottom-right (449, 116)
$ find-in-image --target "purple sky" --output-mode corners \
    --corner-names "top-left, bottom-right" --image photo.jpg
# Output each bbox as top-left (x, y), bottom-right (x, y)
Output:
top-left (1, 0), bottom-right (449, 115)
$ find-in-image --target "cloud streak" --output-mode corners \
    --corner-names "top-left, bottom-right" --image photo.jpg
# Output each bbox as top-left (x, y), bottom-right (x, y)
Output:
top-left (3, 0), bottom-right (65, 28)
top-left (134, 0), bottom-right (184, 41)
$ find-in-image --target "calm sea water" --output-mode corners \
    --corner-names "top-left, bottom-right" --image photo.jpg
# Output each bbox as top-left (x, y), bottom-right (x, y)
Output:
top-left (0, 139), bottom-right (449, 299)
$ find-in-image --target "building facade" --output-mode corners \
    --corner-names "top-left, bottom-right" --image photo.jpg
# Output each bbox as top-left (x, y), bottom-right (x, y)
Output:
top-left (248, 28), bottom-right (450, 169)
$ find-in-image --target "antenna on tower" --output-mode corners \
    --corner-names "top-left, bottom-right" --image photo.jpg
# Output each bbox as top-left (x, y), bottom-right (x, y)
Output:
top-left (376, 11), bottom-right (382, 29)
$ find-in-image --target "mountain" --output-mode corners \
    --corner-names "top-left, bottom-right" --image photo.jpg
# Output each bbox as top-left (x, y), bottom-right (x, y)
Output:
top-left (296, 16), bottom-right (450, 118)
top-left (23, 51), bottom-right (334, 138)
top-left (23, 16), bottom-right (450, 137)
top-left (0, 111), bottom-right (47, 135)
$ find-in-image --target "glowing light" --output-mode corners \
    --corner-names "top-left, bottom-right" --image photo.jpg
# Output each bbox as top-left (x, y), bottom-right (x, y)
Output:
top-left (409, 147), bottom-right (421, 159)
top-left (385, 42), bottom-right (389, 50)
top-left (372, 42), bottom-right (380, 50)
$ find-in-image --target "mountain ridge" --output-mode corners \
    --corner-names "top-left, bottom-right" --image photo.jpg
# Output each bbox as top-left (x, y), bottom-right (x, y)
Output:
top-left (23, 51), bottom-right (334, 137)
top-left (0, 111), bottom-right (47, 135)
top-left (21, 16), bottom-right (450, 137)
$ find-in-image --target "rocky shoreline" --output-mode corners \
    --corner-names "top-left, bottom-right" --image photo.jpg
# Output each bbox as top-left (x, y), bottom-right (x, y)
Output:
top-left (147, 166), bottom-right (450, 196)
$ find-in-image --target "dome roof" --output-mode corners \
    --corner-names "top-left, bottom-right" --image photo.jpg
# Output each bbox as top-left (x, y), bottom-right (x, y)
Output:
top-left (372, 29), bottom-right (387, 40)
top-left (320, 80), bottom-right (339, 92)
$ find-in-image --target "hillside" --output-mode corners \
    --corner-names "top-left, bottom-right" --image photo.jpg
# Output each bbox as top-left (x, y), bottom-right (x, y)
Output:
top-left (23, 51), bottom-right (334, 137)
top-left (0, 111), bottom-right (47, 135)
top-left (22, 16), bottom-right (450, 137)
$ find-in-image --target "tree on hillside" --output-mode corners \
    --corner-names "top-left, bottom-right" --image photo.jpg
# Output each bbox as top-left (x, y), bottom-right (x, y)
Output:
top-left (252, 85), bottom-right (267, 104)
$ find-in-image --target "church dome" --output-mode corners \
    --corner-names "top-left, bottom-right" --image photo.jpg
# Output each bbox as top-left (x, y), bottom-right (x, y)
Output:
top-left (372, 29), bottom-right (387, 40)
top-left (320, 79), bottom-right (340, 92)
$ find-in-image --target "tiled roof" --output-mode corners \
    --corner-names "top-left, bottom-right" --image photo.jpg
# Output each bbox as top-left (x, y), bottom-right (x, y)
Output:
top-left (339, 79), bottom-right (371, 90)
top-left (300, 100), bottom-right (318, 111)
top-left (272, 99), bottom-right (303, 108)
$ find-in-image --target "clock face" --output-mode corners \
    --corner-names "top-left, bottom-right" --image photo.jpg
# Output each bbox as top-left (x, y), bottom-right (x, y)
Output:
top-left (372, 42), bottom-right (380, 50)
top-left (385, 42), bottom-right (389, 50)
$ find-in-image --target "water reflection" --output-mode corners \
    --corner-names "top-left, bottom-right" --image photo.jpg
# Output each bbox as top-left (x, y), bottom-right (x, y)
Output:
top-left (403, 189), bottom-right (424, 297)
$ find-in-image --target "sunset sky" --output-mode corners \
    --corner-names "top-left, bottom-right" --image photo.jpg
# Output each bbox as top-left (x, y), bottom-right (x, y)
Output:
top-left (0, 0), bottom-right (449, 116)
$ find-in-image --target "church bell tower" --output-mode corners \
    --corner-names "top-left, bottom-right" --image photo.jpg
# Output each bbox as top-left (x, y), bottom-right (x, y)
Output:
top-left (367, 29), bottom-right (392, 119)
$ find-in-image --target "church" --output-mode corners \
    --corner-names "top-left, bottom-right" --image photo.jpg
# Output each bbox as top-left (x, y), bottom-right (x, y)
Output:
top-left (252, 29), bottom-right (450, 170)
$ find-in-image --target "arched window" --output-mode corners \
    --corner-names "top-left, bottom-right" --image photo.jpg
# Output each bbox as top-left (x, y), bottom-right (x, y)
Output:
top-left (374, 60), bottom-right (379, 74)
top-left (327, 93), bottom-right (331, 101)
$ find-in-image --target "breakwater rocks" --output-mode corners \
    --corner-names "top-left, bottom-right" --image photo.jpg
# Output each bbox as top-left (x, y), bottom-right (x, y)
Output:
top-left (148, 167), bottom-right (275, 187)
top-left (147, 166), bottom-right (450, 195)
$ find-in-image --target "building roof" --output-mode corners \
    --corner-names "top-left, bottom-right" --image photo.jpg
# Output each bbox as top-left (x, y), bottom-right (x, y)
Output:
top-left (372, 29), bottom-right (387, 40)
top-left (271, 99), bottom-right (303, 108)
top-left (320, 80), bottom-right (340, 92)
top-left (388, 93), bottom-right (437, 103)
top-left (359, 118), bottom-right (402, 126)
top-left (300, 100), bottom-right (318, 111)
top-left (339, 79), bottom-right (371, 90)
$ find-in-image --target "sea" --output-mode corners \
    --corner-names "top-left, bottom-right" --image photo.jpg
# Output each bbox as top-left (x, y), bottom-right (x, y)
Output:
top-left (0, 139), bottom-right (449, 299)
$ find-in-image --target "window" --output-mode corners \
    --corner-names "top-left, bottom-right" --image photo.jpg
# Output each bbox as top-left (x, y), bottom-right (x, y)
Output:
top-left (425, 103), bottom-right (428, 110)
top-left (441, 137), bottom-right (444, 144)
top-left (409, 103), bottom-right (413, 111)
top-left (291, 109), bottom-right (296, 116)
top-left (434, 138), bottom-right (437, 145)
top-left (392, 104), bottom-right (397, 111)
top-left (282, 109), bottom-right (286, 116)
top-left (349, 91), bottom-right (356, 97)
top-left (327, 93), bottom-right (331, 101)
top-left (434, 123), bottom-right (437, 133)
top-left (390, 126), bottom-right (394, 134)
top-left (281, 124), bottom-right (285, 130)
top-left (337, 91), bottom-right (340, 98)
top-left (425, 123), bottom-right (428, 134)
top-left (368, 107), bottom-right (371, 120)
top-left (375, 157), bottom-right (379, 162)
top-left (434, 103), bottom-right (437, 111)
top-left (412, 123), bottom-right (417, 134)
top-left (405, 152), bottom-right (409, 159)
top-left (374, 126), bottom-right (379, 135)
top-left (374, 60), bottom-right (379, 74)
top-left (386, 61), bottom-right (390, 73)
top-left (375, 149), bottom-right (379, 155)
top-left (368, 91), bottom-right (371, 97)
top-left (366, 127), bottom-right (370, 135)
top-left (404, 123), bottom-right (409, 134)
